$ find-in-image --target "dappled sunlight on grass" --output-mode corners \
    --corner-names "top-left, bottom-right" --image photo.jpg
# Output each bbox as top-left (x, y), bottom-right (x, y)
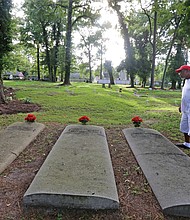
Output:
top-left (2, 81), bottom-right (183, 142)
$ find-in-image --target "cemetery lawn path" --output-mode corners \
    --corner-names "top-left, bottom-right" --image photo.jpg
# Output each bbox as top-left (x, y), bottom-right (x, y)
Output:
top-left (0, 96), bottom-right (188, 220)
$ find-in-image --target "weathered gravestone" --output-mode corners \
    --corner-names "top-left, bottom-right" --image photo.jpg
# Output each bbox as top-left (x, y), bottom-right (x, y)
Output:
top-left (23, 125), bottom-right (119, 210)
top-left (0, 122), bottom-right (45, 174)
top-left (123, 127), bottom-right (190, 218)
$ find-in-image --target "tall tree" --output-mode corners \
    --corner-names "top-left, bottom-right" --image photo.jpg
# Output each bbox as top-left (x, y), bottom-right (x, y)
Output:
top-left (107, 0), bottom-right (136, 87)
top-left (0, 0), bottom-right (12, 103)
top-left (160, 1), bottom-right (185, 89)
top-left (135, 30), bottom-right (151, 87)
top-left (60, 0), bottom-right (100, 85)
top-left (127, 11), bottom-right (152, 87)
top-left (78, 27), bottom-right (106, 83)
top-left (182, 0), bottom-right (190, 42)
top-left (168, 43), bottom-right (185, 89)
top-left (63, 0), bottom-right (73, 85)
top-left (22, 0), bottom-right (66, 82)
top-left (140, 0), bottom-right (159, 88)
top-left (151, 0), bottom-right (158, 89)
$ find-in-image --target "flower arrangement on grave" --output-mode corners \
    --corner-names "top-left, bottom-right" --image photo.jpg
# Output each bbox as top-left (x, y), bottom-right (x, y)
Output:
top-left (132, 116), bottom-right (143, 127)
top-left (78, 115), bottom-right (90, 125)
top-left (25, 113), bottom-right (36, 122)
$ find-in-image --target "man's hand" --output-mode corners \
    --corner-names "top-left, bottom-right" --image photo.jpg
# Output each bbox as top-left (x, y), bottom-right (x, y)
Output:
top-left (179, 106), bottom-right (181, 113)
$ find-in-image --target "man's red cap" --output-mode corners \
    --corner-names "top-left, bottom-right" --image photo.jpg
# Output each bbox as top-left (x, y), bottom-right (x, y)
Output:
top-left (176, 65), bottom-right (190, 73)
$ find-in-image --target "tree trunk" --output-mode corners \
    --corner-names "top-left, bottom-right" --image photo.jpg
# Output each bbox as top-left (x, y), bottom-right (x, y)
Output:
top-left (60, 44), bottom-right (65, 82)
top-left (130, 74), bottom-right (135, 88)
top-left (171, 80), bottom-right (176, 90)
top-left (37, 42), bottom-right (40, 80)
top-left (0, 78), bottom-right (6, 104)
top-left (88, 48), bottom-right (92, 83)
top-left (42, 25), bottom-right (52, 81)
top-left (104, 60), bottom-right (115, 85)
top-left (63, 0), bottom-right (73, 85)
top-left (177, 79), bottom-right (182, 90)
top-left (52, 22), bottom-right (61, 82)
top-left (108, 0), bottom-right (134, 87)
top-left (161, 16), bottom-right (182, 89)
top-left (150, 7), bottom-right (157, 89)
top-left (53, 45), bottom-right (58, 82)
top-left (109, 71), bottom-right (115, 85)
top-left (142, 78), bottom-right (146, 87)
top-left (121, 17), bottom-right (134, 87)
top-left (100, 44), bottom-right (103, 79)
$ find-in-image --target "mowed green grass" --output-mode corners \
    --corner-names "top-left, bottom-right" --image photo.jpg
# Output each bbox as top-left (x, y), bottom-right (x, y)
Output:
top-left (1, 80), bottom-right (183, 142)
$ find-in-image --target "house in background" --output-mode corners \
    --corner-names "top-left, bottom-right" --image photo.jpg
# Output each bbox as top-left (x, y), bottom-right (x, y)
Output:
top-left (3, 71), bottom-right (24, 80)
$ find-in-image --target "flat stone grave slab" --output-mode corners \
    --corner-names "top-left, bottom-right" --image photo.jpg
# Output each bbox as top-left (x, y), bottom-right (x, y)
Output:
top-left (23, 124), bottom-right (119, 210)
top-left (123, 127), bottom-right (190, 218)
top-left (0, 122), bottom-right (45, 174)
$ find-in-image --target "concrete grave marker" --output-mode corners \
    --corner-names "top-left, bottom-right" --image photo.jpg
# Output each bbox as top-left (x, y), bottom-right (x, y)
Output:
top-left (123, 128), bottom-right (190, 217)
top-left (0, 122), bottom-right (45, 174)
top-left (23, 124), bottom-right (119, 210)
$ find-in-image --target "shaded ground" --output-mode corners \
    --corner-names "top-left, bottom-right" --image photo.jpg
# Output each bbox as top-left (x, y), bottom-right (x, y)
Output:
top-left (0, 87), bottom-right (41, 115)
top-left (0, 88), bottom-right (189, 220)
top-left (0, 100), bottom-right (41, 115)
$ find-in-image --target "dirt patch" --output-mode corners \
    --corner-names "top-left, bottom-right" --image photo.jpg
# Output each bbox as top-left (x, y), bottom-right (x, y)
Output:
top-left (0, 87), bottom-right (41, 115)
top-left (0, 100), bottom-right (41, 115)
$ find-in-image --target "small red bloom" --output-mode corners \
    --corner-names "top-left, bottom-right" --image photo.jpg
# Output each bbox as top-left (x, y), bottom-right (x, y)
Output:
top-left (132, 116), bottom-right (143, 127)
top-left (25, 113), bottom-right (36, 122)
top-left (132, 116), bottom-right (143, 123)
top-left (78, 116), bottom-right (90, 125)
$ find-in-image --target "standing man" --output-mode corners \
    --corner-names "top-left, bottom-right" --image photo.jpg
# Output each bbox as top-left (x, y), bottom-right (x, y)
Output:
top-left (176, 65), bottom-right (190, 148)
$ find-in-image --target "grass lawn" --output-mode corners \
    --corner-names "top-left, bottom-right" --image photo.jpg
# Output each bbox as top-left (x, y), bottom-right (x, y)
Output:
top-left (2, 80), bottom-right (183, 143)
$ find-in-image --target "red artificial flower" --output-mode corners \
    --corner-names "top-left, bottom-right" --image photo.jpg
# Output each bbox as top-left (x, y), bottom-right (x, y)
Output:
top-left (79, 115), bottom-right (90, 122)
top-left (25, 113), bottom-right (36, 122)
top-left (132, 116), bottom-right (143, 127)
top-left (132, 116), bottom-right (143, 123)
top-left (78, 115), bottom-right (90, 124)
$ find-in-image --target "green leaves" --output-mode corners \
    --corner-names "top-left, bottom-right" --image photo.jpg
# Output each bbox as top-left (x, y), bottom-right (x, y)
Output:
top-left (0, 0), bottom-right (12, 74)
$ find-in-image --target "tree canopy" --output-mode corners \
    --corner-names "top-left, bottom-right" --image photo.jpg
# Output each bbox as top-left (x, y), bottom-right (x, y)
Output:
top-left (0, 0), bottom-right (13, 103)
top-left (1, 0), bottom-right (190, 89)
